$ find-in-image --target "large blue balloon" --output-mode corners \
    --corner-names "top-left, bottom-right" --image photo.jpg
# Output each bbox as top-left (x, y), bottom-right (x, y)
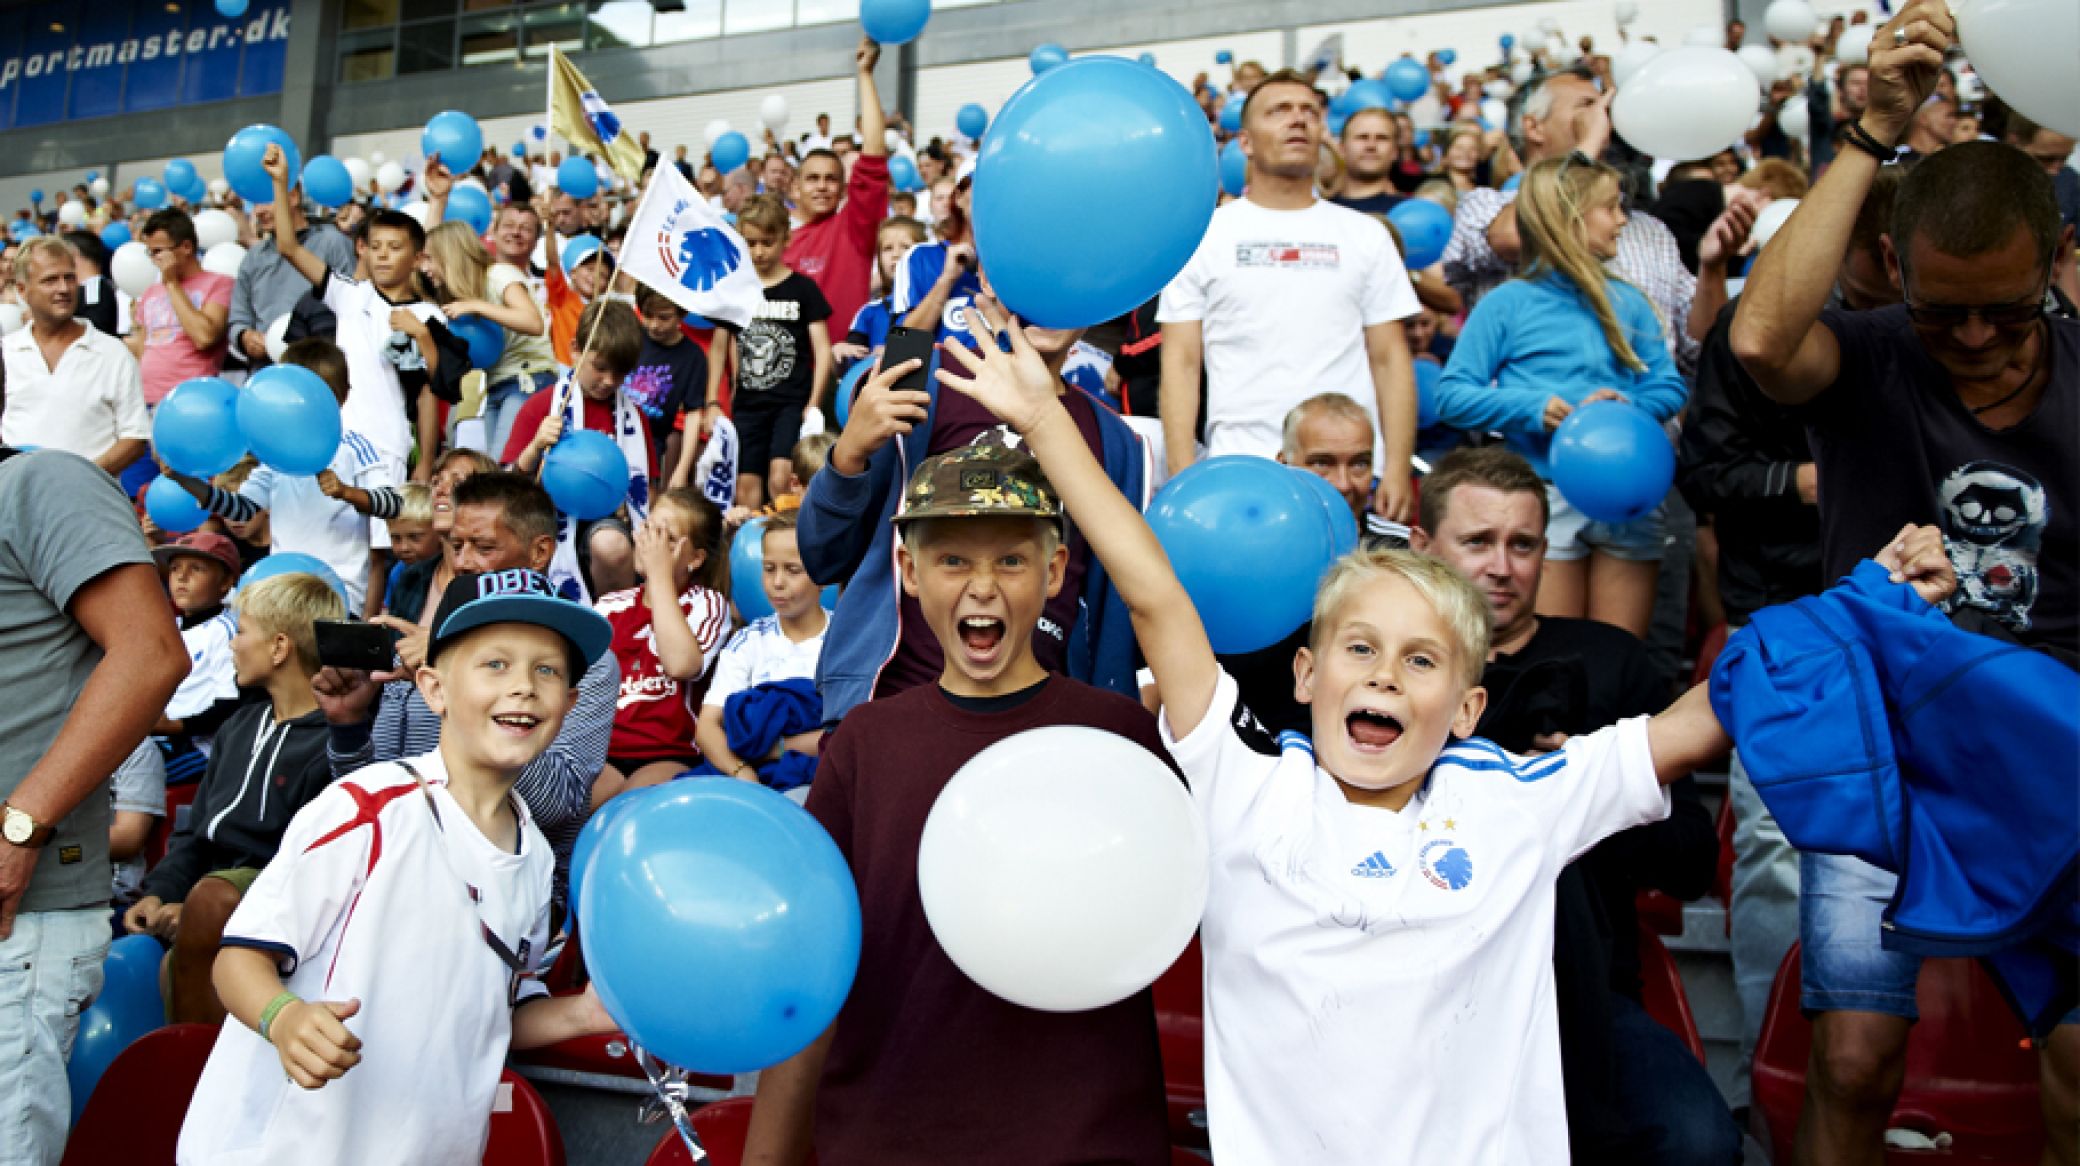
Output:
top-left (421, 110), bottom-right (484, 172)
top-left (956, 102), bottom-right (989, 139)
top-left (1147, 456), bottom-right (1340, 654)
top-left (1385, 57), bottom-right (1431, 102)
top-left (1387, 198), bottom-right (1453, 269)
top-left (67, 937), bottom-right (165, 1125)
top-left (888, 154), bottom-right (921, 192)
top-left (711, 132), bottom-right (751, 176)
top-left (99, 222), bottom-right (130, 249)
top-left (1028, 42), bottom-right (1068, 74)
top-left (1549, 400), bottom-right (1675, 525)
top-left (132, 178), bottom-right (167, 211)
top-left (1344, 78), bottom-right (1394, 112)
top-left (153, 377), bottom-right (245, 477)
top-left (1293, 467), bottom-right (1359, 556)
top-left (448, 313), bottom-right (504, 371)
top-left (163, 159), bottom-right (198, 195)
top-left (224, 124), bottom-right (300, 205)
top-left (238, 363), bottom-right (342, 477)
top-left (579, 779), bottom-right (861, 1074)
top-left (1218, 98), bottom-right (1242, 133)
top-left (569, 789), bottom-right (646, 922)
top-left (301, 155), bottom-right (354, 207)
top-left (145, 477), bottom-right (208, 534)
top-left (974, 56), bottom-right (1216, 329)
top-left (556, 156), bottom-right (597, 199)
top-left (444, 183), bottom-right (494, 236)
top-left (1218, 139), bottom-right (1248, 197)
top-left (731, 516), bottom-right (837, 621)
top-left (859, 0), bottom-right (929, 45)
top-left (543, 430), bottom-right (631, 521)
top-left (833, 360), bottom-right (870, 430)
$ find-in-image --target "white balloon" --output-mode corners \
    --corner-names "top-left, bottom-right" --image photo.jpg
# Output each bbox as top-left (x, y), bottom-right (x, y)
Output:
top-left (1749, 198), bottom-right (1799, 251)
top-left (208, 177), bottom-right (230, 199)
top-left (192, 208), bottom-right (239, 251)
top-left (343, 157), bottom-right (372, 192)
top-left (1549, 37), bottom-right (1582, 65)
top-left (111, 242), bottom-right (157, 297)
top-left (1613, 47), bottom-right (1761, 161)
top-left (400, 200), bottom-right (429, 226)
top-left (1956, 0), bottom-right (2080, 138)
top-left (1615, 1), bottom-right (1640, 26)
top-left (1537, 15), bottom-right (1560, 34)
top-left (917, 727), bottom-right (1209, 1013)
top-left (201, 242), bottom-right (246, 278)
top-left (375, 161), bottom-right (407, 193)
top-left (370, 150), bottom-right (386, 165)
top-left (760, 94), bottom-right (789, 132)
top-left (263, 313), bottom-right (292, 362)
top-left (1686, 24), bottom-right (1723, 47)
top-left (1777, 43), bottom-right (1817, 81)
top-left (1511, 59), bottom-right (1535, 84)
top-left (1482, 97), bottom-right (1510, 126)
top-left (1612, 39), bottom-right (1664, 88)
top-left (56, 200), bottom-right (86, 228)
top-left (0, 303), bottom-right (23, 336)
top-left (1778, 98), bottom-right (1811, 139)
top-left (1738, 43), bottom-right (1780, 86)
top-left (704, 119), bottom-right (731, 147)
top-left (1764, 0), bottom-right (1819, 45)
top-left (1835, 24), bottom-right (1874, 66)
top-left (90, 177), bottom-right (110, 198)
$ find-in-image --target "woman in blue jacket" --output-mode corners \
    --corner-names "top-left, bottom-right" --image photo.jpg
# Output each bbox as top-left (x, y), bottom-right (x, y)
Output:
top-left (1432, 155), bottom-right (1688, 638)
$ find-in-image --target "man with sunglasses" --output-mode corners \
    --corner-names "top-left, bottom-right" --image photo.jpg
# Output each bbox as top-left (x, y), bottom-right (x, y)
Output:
top-left (1732, 4), bottom-right (2078, 1163)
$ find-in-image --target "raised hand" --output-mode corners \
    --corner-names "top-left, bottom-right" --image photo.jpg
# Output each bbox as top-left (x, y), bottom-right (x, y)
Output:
top-left (934, 299), bottom-right (1059, 435)
top-left (1864, 0), bottom-right (1955, 143)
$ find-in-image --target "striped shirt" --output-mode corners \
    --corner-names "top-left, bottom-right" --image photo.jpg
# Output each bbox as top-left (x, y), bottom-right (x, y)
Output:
top-left (199, 429), bottom-right (398, 614)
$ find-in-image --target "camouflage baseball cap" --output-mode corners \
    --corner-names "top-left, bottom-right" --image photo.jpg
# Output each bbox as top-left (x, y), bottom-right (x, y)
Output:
top-left (893, 441), bottom-right (1063, 528)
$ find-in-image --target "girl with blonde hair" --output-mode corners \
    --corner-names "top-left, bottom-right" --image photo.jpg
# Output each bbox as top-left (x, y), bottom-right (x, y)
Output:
top-left (421, 219), bottom-right (550, 456)
top-left (1429, 155), bottom-right (1687, 637)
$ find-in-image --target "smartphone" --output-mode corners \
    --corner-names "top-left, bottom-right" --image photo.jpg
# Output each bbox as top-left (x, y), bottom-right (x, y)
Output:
top-left (313, 620), bottom-right (404, 673)
top-left (881, 326), bottom-right (937, 395)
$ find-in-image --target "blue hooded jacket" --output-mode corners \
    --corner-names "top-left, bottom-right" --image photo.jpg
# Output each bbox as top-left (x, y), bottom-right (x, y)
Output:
top-left (1710, 561), bottom-right (2079, 1031)
top-left (799, 373), bottom-right (1151, 727)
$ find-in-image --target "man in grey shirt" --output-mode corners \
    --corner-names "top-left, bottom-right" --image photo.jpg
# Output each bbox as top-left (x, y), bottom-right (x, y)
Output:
top-left (0, 445), bottom-right (188, 1162)
top-left (227, 197), bottom-right (357, 367)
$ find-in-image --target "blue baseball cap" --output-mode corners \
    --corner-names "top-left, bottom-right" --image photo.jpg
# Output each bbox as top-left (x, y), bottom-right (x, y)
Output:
top-left (428, 569), bottom-right (612, 672)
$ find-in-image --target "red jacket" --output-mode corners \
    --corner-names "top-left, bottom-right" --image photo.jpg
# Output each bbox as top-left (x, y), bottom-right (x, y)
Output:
top-left (784, 152), bottom-right (889, 341)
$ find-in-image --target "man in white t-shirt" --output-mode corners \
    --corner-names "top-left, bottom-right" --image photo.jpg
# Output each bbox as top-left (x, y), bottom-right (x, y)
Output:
top-left (1158, 68), bottom-right (1423, 523)
top-left (0, 237), bottom-right (148, 472)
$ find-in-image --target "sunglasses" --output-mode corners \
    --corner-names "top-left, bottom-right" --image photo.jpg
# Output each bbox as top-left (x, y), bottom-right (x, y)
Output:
top-left (1901, 292), bottom-right (2045, 331)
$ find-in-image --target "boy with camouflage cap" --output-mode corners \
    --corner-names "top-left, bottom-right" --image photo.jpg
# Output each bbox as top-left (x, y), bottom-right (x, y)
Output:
top-left (745, 440), bottom-right (1174, 1165)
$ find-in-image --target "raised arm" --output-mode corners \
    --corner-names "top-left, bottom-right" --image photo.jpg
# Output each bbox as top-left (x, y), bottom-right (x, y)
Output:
top-left (261, 146), bottom-right (329, 288)
top-left (857, 39), bottom-right (887, 159)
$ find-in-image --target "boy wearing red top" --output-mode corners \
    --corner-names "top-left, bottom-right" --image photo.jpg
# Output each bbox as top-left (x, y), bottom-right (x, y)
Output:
top-left (783, 37), bottom-right (892, 340)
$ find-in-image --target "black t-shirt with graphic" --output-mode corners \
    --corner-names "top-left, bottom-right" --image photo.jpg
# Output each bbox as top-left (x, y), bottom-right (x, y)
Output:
top-left (1807, 305), bottom-right (2077, 658)
top-left (625, 335), bottom-right (707, 460)
top-left (735, 271), bottom-right (831, 405)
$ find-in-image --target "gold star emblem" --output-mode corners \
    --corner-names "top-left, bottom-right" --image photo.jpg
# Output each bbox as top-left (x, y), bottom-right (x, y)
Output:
top-left (1445, 817), bottom-right (1457, 830)
top-left (1419, 820), bottom-right (1430, 831)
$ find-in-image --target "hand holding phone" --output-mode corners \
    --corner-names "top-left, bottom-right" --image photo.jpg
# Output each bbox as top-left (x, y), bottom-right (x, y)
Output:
top-left (313, 620), bottom-right (405, 674)
top-left (831, 328), bottom-right (935, 473)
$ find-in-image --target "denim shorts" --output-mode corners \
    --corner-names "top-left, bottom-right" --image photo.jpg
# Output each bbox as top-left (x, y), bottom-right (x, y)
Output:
top-left (1799, 851), bottom-right (1923, 1019)
top-left (0, 907), bottom-right (109, 1165)
top-left (1544, 483), bottom-right (1668, 563)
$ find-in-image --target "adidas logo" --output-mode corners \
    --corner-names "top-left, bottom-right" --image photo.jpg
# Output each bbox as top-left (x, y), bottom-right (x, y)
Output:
top-left (1351, 851), bottom-right (1396, 879)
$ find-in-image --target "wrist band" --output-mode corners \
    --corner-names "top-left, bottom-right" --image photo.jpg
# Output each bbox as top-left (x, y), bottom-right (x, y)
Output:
top-left (1840, 119), bottom-right (1898, 163)
top-left (258, 991), bottom-right (301, 1043)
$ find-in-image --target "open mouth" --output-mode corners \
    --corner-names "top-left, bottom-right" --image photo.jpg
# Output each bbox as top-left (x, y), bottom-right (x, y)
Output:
top-left (958, 616), bottom-right (1005, 658)
top-left (492, 712), bottom-right (541, 736)
top-left (1346, 709), bottom-right (1403, 751)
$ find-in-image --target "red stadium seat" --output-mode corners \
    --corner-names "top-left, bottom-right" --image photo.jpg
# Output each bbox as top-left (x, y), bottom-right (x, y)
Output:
top-left (483, 1069), bottom-right (565, 1166)
top-left (1637, 921), bottom-right (1707, 1063)
top-left (1150, 935), bottom-right (1207, 1146)
top-left (1751, 944), bottom-right (2046, 1165)
top-left (61, 1022), bottom-right (217, 1166)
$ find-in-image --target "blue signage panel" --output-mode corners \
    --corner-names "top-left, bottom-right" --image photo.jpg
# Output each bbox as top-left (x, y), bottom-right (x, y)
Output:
top-left (0, 0), bottom-right (292, 131)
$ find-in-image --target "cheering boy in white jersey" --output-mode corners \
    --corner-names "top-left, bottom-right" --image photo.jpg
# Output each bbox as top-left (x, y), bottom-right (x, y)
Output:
top-left (178, 569), bottom-right (618, 1165)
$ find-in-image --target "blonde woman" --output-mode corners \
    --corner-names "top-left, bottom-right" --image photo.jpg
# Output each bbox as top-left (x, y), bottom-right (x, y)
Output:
top-left (1429, 155), bottom-right (1687, 636)
top-left (421, 220), bottom-right (550, 456)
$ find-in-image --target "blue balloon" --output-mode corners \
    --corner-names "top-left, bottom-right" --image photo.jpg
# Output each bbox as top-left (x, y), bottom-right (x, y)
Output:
top-left (859, 0), bottom-right (929, 45)
top-left (974, 56), bottom-right (1216, 329)
top-left (543, 430), bottom-right (630, 520)
top-left (1387, 198), bottom-right (1454, 269)
top-left (1500, 34), bottom-right (1516, 53)
top-left (1029, 42), bottom-right (1068, 74)
top-left (531, 124), bottom-right (548, 141)
top-left (1293, 467), bottom-right (1359, 557)
top-left (1147, 456), bottom-right (1340, 654)
top-left (731, 516), bottom-right (776, 622)
top-left (561, 234), bottom-right (604, 274)
top-left (1218, 139), bottom-right (1248, 197)
top-left (833, 360), bottom-right (870, 430)
top-left (1215, 49), bottom-right (1233, 65)
top-left (216, 0), bottom-right (249, 15)
top-left (1344, 77), bottom-right (1394, 112)
top-left (888, 154), bottom-right (921, 192)
top-left (120, 456), bottom-right (160, 502)
top-left (1385, 57), bottom-right (1430, 102)
top-left (153, 377), bottom-right (245, 477)
top-left (421, 110), bottom-right (484, 172)
top-left (1439, 48), bottom-right (1458, 66)
top-left (243, 552), bottom-right (350, 607)
top-left (27, 188), bottom-right (41, 204)
top-left (710, 132), bottom-right (751, 176)
top-left (580, 779), bottom-right (861, 1074)
top-left (99, 222), bottom-right (130, 249)
top-left (1502, 172), bottom-right (1523, 192)
top-left (1327, 110), bottom-right (1348, 138)
top-left (67, 941), bottom-right (165, 1127)
top-left (512, 141), bottom-right (529, 159)
top-left (1218, 99), bottom-right (1242, 133)
top-left (300, 156), bottom-right (353, 207)
top-left (1414, 358), bottom-right (1442, 429)
top-left (85, 170), bottom-right (98, 181)
top-left (163, 159), bottom-right (197, 195)
top-left (444, 183), bottom-right (494, 236)
top-left (569, 788), bottom-right (647, 922)
top-left (447, 313), bottom-right (504, 371)
top-left (238, 363), bottom-right (342, 477)
top-left (145, 477), bottom-right (208, 534)
top-left (180, 174), bottom-right (208, 205)
top-left (955, 102), bottom-right (989, 140)
top-left (224, 124), bottom-right (300, 205)
top-left (556, 155), bottom-right (599, 199)
top-left (131, 178), bottom-right (167, 210)
top-left (1549, 401), bottom-right (1674, 525)
top-left (1137, 52), bottom-right (1156, 67)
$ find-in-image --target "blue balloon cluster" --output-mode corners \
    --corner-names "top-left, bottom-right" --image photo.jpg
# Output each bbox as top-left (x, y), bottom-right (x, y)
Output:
top-left (1385, 57), bottom-right (1430, 102)
top-left (224, 124), bottom-right (300, 204)
top-left (301, 155), bottom-right (354, 207)
top-left (543, 430), bottom-right (631, 520)
top-left (1550, 401), bottom-right (1675, 525)
top-left (445, 183), bottom-right (494, 236)
top-left (711, 131), bottom-right (751, 176)
top-left (859, 0), bottom-right (930, 45)
top-left (1218, 139), bottom-right (1248, 197)
top-left (1147, 456), bottom-right (1344, 654)
top-left (239, 363), bottom-right (342, 477)
top-left (1387, 198), bottom-right (1453, 269)
top-left (422, 110), bottom-right (484, 172)
top-left (556, 156), bottom-right (598, 199)
top-left (956, 102), bottom-right (989, 140)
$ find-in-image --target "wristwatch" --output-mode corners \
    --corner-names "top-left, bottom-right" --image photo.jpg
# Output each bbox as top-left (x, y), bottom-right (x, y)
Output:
top-left (0, 802), bottom-right (53, 848)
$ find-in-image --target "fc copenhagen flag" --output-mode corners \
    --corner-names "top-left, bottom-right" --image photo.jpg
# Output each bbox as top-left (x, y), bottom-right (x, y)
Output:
top-left (618, 161), bottom-right (764, 332)
top-left (547, 45), bottom-right (647, 186)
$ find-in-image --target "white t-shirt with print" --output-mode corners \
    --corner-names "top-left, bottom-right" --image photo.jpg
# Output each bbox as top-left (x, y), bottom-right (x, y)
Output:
top-left (321, 273), bottom-right (446, 471)
top-left (702, 611), bottom-right (830, 709)
top-left (236, 432), bottom-right (398, 615)
top-left (178, 751), bottom-right (551, 1166)
top-left (1157, 198), bottom-right (1420, 462)
top-left (1159, 669), bottom-right (1669, 1166)
top-left (166, 607), bottom-right (240, 724)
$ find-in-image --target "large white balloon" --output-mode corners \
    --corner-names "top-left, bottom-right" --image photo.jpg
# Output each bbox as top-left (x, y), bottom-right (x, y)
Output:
top-left (343, 156), bottom-right (372, 192)
top-left (56, 200), bottom-right (86, 228)
top-left (1749, 198), bottom-right (1799, 252)
top-left (192, 208), bottom-right (239, 251)
top-left (1738, 43), bottom-right (1780, 86)
top-left (1956, 0), bottom-right (2079, 138)
top-left (1778, 98), bottom-right (1811, 139)
top-left (1835, 24), bottom-right (1874, 66)
top-left (917, 727), bottom-right (1209, 1013)
top-left (1613, 47), bottom-right (1761, 161)
top-left (375, 161), bottom-right (407, 193)
top-left (1612, 39), bottom-right (1664, 88)
top-left (264, 313), bottom-right (292, 362)
top-left (201, 242), bottom-right (246, 278)
top-left (111, 242), bottom-right (157, 297)
top-left (0, 303), bottom-right (23, 336)
top-left (704, 119), bottom-right (731, 147)
top-left (1764, 0), bottom-right (1819, 44)
top-left (760, 94), bottom-right (789, 132)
